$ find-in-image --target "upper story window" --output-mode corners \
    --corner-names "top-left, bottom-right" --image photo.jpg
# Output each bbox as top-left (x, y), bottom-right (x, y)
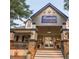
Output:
top-left (15, 36), bottom-right (19, 42)
top-left (41, 16), bottom-right (57, 23)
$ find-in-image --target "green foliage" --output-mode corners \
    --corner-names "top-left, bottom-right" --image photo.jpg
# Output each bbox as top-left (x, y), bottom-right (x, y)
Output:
top-left (10, 0), bottom-right (32, 26)
top-left (10, 20), bottom-right (18, 26)
top-left (10, 0), bottom-right (32, 19)
top-left (64, 0), bottom-right (69, 10)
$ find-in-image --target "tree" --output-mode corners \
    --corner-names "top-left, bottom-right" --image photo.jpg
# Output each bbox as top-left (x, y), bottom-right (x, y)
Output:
top-left (10, 20), bottom-right (18, 26)
top-left (10, 0), bottom-right (32, 26)
top-left (64, 0), bottom-right (69, 10)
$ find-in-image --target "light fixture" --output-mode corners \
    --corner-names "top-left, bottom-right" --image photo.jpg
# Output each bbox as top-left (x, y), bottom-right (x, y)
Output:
top-left (47, 32), bottom-right (51, 33)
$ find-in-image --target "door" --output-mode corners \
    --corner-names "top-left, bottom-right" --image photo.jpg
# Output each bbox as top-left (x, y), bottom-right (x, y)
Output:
top-left (44, 37), bottom-right (55, 48)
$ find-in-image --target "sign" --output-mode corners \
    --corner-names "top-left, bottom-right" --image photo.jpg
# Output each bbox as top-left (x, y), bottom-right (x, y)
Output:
top-left (41, 16), bottom-right (57, 23)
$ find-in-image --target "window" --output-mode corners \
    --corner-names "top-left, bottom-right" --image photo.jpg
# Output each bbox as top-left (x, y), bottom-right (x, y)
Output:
top-left (22, 36), bottom-right (25, 42)
top-left (45, 44), bottom-right (48, 47)
top-left (16, 36), bottom-right (19, 42)
top-left (50, 44), bottom-right (53, 47)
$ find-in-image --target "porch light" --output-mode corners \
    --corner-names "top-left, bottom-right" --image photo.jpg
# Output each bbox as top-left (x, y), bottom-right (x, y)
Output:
top-left (47, 32), bottom-right (51, 33)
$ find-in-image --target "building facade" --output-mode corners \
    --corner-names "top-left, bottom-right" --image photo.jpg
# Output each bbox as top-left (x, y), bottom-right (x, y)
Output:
top-left (10, 3), bottom-right (69, 59)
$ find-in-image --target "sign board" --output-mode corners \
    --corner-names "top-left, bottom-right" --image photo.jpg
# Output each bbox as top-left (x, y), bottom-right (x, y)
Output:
top-left (41, 16), bottom-right (57, 23)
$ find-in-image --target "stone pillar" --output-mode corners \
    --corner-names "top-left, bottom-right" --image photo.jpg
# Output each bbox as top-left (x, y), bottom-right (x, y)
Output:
top-left (28, 30), bottom-right (37, 59)
top-left (27, 51), bottom-right (32, 59)
top-left (61, 22), bottom-right (69, 58)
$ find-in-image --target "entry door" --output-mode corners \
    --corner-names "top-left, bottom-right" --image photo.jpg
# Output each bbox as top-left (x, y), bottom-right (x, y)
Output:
top-left (44, 37), bottom-right (54, 48)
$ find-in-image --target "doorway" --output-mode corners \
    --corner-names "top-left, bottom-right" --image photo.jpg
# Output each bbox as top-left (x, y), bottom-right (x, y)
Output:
top-left (44, 36), bottom-right (55, 48)
top-left (37, 35), bottom-right (56, 49)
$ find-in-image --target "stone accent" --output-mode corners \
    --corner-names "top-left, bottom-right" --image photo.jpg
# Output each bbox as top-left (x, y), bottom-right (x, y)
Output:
top-left (61, 29), bottom-right (69, 58)
top-left (63, 41), bottom-right (69, 58)
top-left (27, 30), bottom-right (37, 59)
top-left (61, 21), bottom-right (69, 59)
top-left (10, 49), bottom-right (28, 56)
top-left (28, 41), bottom-right (37, 59)
top-left (10, 56), bottom-right (26, 59)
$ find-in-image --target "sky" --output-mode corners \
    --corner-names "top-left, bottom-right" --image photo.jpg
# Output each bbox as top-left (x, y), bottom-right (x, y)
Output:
top-left (14, 0), bottom-right (69, 27)
top-left (26, 0), bottom-right (68, 16)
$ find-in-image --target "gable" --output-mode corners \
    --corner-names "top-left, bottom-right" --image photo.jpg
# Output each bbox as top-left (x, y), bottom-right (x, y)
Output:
top-left (25, 20), bottom-right (32, 28)
top-left (31, 6), bottom-right (67, 26)
top-left (38, 7), bottom-right (61, 17)
top-left (31, 3), bottom-right (68, 19)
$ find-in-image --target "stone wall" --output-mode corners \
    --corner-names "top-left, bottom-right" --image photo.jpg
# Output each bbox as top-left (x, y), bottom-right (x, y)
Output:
top-left (64, 41), bottom-right (69, 59)
top-left (10, 56), bottom-right (26, 59)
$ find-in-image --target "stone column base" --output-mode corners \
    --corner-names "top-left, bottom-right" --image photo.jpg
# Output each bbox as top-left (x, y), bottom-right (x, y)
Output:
top-left (28, 39), bottom-right (37, 59)
top-left (61, 40), bottom-right (69, 58)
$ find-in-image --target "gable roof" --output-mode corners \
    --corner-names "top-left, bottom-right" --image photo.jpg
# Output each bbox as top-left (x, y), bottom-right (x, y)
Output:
top-left (25, 19), bottom-right (32, 23)
top-left (31, 3), bottom-right (68, 20)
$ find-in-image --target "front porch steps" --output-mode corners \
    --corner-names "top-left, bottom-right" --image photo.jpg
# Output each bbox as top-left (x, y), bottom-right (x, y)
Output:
top-left (34, 49), bottom-right (64, 59)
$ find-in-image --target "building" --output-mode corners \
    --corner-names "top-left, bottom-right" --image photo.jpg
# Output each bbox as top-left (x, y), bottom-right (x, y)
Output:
top-left (10, 3), bottom-right (69, 59)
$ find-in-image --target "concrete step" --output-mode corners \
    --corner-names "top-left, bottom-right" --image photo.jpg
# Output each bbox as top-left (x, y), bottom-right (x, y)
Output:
top-left (36, 51), bottom-right (62, 53)
top-left (35, 54), bottom-right (63, 57)
top-left (36, 50), bottom-right (62, 55)
top-left (36, 53), bottom-right (62, 55)
top-left (35, 57), bottom-right (64, 59)
top-left (34, 49), bottom-right (64, 59)
top-left (37, 51), bottom-right (61, 53)
top-left (37, 50), bottom-right (61, 51)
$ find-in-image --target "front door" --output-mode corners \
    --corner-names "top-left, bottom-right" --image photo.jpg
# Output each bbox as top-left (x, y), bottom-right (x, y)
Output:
top-left (44, 37), bottom-right (55, 48)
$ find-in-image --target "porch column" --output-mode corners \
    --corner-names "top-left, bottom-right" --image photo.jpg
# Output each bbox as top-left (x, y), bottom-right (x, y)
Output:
top-left (28, 30), bottom-right (37, 59)
top-left (61, 22), bottom-right (69, 58)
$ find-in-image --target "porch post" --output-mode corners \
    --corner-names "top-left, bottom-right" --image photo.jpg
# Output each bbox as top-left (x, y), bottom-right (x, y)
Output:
top-left (28, 30), bottom-right (37, 59)
top-left (61, 22), bottom-right (69, 59)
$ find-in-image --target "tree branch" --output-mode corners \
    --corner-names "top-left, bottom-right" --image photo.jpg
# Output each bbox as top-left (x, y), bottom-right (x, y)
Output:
top-left (19, 17), bottom-right (26, 25)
